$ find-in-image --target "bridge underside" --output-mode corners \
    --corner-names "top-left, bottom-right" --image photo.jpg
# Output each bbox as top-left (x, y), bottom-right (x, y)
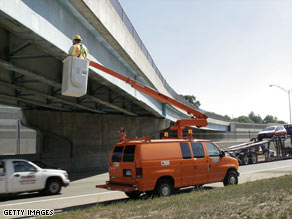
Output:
top-left (0, 14), bottom-right (160, 117)
top-left (0, 9), bottom-right (171, 172)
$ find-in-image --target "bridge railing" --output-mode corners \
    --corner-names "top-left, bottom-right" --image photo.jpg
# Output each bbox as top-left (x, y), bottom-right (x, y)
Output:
top-left (110, 0), bottom-right (229, 122)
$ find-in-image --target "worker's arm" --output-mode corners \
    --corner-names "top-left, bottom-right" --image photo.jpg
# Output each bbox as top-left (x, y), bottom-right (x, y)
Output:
top-left (82, 45), bottom-right (89, 58)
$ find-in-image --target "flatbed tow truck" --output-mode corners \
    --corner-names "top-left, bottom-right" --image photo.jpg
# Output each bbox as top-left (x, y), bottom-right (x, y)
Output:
top-left (224, 136), bottom-right (292, 165)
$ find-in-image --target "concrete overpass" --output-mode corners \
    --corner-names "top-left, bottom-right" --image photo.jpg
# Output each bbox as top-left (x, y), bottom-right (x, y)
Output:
top-left (0, 0), bottom-right (230, 172)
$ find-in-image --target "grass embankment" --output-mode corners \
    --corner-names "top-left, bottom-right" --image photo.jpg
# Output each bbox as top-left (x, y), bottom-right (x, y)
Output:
top-left (51, 175), bottom-right (292, 219)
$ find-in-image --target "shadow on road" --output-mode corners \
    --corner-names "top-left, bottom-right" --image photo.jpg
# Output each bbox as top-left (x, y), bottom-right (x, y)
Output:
top-left (0, 192), bottom-right (63, 202)
top-left (69, 170), bottom-right (107, 182)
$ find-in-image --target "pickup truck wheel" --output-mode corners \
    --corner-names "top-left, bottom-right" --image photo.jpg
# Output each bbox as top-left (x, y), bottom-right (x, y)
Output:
top-left (45, 179), bottom-right (62, 195)
top-left (155, 180), bottom-right (173, 197)
top-left (223, 170), bottom-right (238, 186)
top-left (125, 191), bottom-right (141, 199)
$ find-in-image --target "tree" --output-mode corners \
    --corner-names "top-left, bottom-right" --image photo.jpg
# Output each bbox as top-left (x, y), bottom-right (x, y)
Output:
top-left (181, 95), bottom-right (201, 107)
top-left (248, 111), bottom-right (263, 124)
top-left (224, 115), bottom-right (232, 121)
top-left (232, 116), bottom-right (253, 123)
top-left (263, 115), bottom-right (277, 124)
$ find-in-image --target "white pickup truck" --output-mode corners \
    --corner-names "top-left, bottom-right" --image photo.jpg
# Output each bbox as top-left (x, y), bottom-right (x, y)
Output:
top-left (0, 159), bottom-right (70, 195)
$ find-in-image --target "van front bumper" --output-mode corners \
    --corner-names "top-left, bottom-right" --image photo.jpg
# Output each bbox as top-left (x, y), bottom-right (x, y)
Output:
top-left (96, 181), bottom-right (138, 192)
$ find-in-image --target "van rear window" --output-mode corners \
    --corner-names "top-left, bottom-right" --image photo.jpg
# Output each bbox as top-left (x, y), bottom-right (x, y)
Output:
top-left (112, 146), bottom-right (124, 162)
top-left (180, 143), bottom-right (192, 159)
top-left (123, 145), bottom-right (136, 162)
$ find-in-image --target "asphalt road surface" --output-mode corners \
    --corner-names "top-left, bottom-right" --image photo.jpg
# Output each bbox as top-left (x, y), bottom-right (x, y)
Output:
top-left (0, 159), bottom-right (292, 218)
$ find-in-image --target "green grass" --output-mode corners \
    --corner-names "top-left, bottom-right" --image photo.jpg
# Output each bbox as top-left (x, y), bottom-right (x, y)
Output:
top-left (49, 174), bottom-right (292, 219)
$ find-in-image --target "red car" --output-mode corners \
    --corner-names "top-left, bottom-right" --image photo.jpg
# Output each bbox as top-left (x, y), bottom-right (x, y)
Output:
top-left (257, 126), bottom-right (287, 141)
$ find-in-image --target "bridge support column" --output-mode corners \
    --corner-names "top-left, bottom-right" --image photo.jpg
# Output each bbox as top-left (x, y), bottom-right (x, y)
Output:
top-left (21, 110), bottom-right (170, 173)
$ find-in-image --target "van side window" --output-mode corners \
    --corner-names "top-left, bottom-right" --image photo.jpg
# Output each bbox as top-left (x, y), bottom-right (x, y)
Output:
top-left (191, 143), bottom-right (205, 158)
top-left (123, 145), bottom-right (136, 162)
top-left (206, 142), bottom-right (220, 157)
top-left (180, 143), bottom-right (192, 159)
top-left (112, 146), bottom-right (124, 162)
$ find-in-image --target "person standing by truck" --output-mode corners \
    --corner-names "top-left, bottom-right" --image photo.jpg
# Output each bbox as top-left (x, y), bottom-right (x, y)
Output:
top-left (68, 35), bottom-right (88, 59)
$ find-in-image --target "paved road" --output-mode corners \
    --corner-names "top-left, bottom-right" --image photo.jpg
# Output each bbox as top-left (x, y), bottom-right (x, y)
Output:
top-left (0, 159), bottom-right (292, 218)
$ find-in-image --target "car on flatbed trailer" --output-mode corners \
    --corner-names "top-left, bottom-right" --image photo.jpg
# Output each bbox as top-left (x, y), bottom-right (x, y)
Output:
top-left (257, 126), bottom-right (287, 141)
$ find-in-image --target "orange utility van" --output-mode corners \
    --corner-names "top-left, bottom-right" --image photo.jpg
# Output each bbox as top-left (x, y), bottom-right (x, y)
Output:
top-left (97, 138), bottom-right (239, 198)
top-left (70, 59), bottom-right (239, 198)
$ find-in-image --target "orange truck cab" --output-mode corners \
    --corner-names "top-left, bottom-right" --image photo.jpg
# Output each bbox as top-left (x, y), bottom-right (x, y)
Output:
top-left (97, 138), bottom-right (239, 198)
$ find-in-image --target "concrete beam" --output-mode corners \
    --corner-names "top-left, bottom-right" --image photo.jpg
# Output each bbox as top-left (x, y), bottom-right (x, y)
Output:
top-left (0, 80), bottom-right (105, 114)
top-left (0, 59), bottom-right (138, 116)
top-left (0, 93), bottom-right (66, 111)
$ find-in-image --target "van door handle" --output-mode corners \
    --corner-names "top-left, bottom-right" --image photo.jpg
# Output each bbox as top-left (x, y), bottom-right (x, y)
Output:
top-left (14, 174), bottom-right (20, 177)
top-left (194, 166), bottom-right (197, 170)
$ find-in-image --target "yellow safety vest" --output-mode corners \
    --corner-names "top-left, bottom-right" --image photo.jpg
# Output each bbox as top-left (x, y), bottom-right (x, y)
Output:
top-left (71, 43), bottom-right (88, 59)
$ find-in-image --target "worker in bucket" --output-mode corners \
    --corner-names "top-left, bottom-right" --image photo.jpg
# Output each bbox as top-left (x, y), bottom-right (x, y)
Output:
top-left (68, 35), bottom-right (88, 59)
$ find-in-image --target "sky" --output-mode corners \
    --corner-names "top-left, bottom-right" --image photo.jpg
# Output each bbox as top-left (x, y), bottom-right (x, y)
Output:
top-left (119, 0), bottom-right (292, 123)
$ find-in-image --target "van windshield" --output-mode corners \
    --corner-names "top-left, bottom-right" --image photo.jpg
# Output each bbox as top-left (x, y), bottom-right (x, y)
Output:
top-left (112, 146), bottom-right (123, 162)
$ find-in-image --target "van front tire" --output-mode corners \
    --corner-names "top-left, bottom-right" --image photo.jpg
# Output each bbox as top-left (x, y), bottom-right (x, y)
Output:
top-left (155, 180), bottom-right (173, 197)
top-left (223, 170), bottom-right (238, 186)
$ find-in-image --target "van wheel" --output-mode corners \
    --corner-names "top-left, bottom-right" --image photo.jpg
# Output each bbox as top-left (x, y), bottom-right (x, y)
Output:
top-left (155, 180), bottom-right (173, 197)
top-left (125, 191), bottom-right (141, 199)
top-left (223, 170), bottom-right (238, 186)
top-left (45, 179), bottom-right (62, 195)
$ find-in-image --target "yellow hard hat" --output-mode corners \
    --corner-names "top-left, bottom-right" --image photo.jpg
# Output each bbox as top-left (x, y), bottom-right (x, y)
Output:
top-left (73, 35), bottom-right (82, 41)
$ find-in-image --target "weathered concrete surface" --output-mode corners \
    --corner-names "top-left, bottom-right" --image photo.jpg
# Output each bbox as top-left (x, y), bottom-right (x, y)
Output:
top-left (21, 110), bottom-right (170, 173)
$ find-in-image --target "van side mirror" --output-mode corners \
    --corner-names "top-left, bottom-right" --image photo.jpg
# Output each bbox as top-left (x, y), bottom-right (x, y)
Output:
top-left (220, 151), bottom-right (225, 158)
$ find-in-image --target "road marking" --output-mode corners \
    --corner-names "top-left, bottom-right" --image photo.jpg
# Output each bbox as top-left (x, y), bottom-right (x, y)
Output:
top-left (240, 164), bottom-right (292, 175)
top-left (0, 191), bottom-right (120, 207)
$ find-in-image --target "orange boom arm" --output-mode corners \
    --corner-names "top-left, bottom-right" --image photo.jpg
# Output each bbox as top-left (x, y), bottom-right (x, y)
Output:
top-left (89, 60), bottom-right (208, 138)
